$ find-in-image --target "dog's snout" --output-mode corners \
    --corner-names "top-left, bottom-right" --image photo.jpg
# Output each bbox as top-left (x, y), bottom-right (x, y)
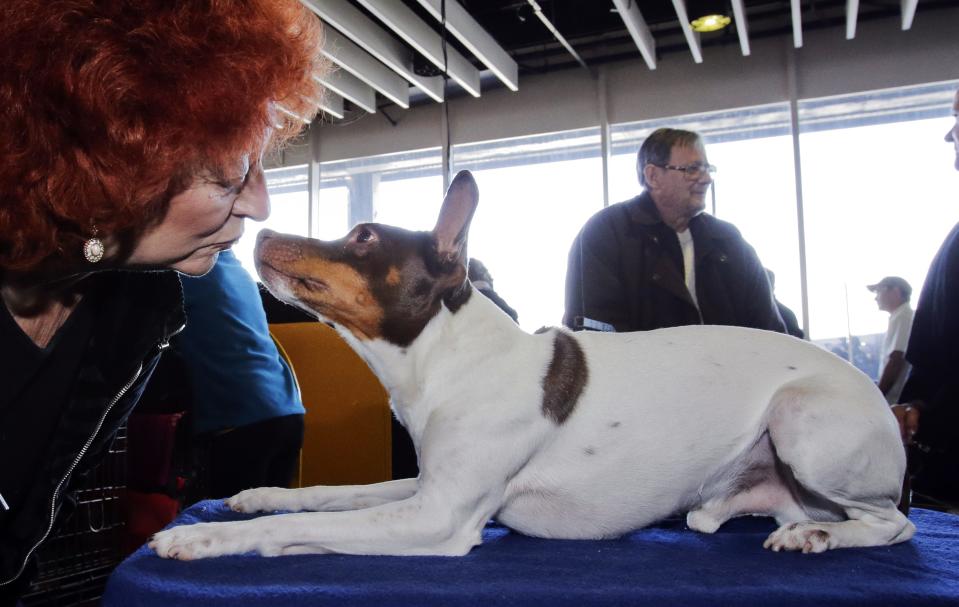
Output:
top-left (257, 229), bottom-right (279, 246)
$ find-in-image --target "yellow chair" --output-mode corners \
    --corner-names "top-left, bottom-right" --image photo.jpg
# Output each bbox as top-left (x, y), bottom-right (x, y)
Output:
top-left (269, 322), bottom-right (392, 487)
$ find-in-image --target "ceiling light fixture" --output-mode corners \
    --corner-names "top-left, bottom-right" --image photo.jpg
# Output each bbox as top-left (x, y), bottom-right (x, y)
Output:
top-left (687, 0), bottom-right (732, 33)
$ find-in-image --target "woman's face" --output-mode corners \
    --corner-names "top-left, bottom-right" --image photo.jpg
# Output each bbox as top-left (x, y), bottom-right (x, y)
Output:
top-left (124, 155), bottom-right (270, 276)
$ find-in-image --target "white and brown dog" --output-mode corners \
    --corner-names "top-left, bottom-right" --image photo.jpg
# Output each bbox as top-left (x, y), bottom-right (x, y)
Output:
top-left (151, 170), bottom-right (914, 559)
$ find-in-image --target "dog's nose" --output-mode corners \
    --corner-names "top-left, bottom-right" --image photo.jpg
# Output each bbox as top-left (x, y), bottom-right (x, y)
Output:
top-left (257, 229), bottom-right (278, 245)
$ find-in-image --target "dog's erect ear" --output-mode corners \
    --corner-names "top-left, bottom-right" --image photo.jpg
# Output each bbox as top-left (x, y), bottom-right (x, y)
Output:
top-left (433, 170), bottom-right (479, 265)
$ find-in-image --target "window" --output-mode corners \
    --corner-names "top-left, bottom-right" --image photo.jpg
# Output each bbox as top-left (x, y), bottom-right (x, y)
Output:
top-left (317, 148), bottom-right (444, 233)
top-left (797, 81), bottom-right (959, 375)
top-left (453, 128), bottom-right (604, 331)
top-left (375, 173), bottom-right (444, 230)
top-left (313, 185), bottom-right (350, 241)
top-left (260, 79), bottom-right (959, 374)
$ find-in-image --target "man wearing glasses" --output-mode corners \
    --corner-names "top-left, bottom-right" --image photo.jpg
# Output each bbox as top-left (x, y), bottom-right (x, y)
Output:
top-left (892, 88), bottom-right (959, 506)
top-left (563, 127), bottom-right (785, 334)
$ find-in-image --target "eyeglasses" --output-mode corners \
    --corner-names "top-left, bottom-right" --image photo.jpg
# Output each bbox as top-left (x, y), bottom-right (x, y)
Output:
top-left (652, 162), bottom-right (717, 180)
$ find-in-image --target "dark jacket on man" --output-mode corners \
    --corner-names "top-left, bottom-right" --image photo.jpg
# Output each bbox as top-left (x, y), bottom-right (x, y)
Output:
top-left (0, 271), bottom-right (185, 599)
top-left (563, 191), bottom-right (786, 334)
top-left (900, 221), bottom-right (959, 499)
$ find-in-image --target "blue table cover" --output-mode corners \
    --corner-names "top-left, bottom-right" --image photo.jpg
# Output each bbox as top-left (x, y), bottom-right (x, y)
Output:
top-left (104, 500), bottom-right (959, 606)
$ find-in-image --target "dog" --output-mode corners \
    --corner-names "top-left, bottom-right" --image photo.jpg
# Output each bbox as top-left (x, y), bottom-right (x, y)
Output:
top-left (150, 170), bottom-right (914, 560)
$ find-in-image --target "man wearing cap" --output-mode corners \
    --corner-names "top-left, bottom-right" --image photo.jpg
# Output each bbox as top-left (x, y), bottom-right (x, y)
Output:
top-left (892, 88), bottom-right (959, 504)
top-left (563, 127), bottom-right (785, 334)
top-left (867, 276), bottom-right (913, 405)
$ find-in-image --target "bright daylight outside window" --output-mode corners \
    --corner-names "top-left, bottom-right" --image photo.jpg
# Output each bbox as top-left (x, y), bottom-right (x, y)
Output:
top-left (375, 172), bottom-right (444, 230)
top-left (318, 148), bottom-right (444, 233)
top-left (313, 184), bottom-right (350, 241)
top-left (798, 81), bottom-right (959, 376)
top-left (233, 165), bottom-right (311, 277)
top-left (452, 128), bottom-right (604, 332)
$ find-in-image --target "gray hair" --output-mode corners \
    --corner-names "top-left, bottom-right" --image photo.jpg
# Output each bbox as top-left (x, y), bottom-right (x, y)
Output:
top-left (636, 128), bottom-right (703, 187)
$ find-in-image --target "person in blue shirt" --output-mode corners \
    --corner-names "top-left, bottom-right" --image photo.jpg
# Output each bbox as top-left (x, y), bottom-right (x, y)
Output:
top-left (178, 249), bottom-right (305, 498)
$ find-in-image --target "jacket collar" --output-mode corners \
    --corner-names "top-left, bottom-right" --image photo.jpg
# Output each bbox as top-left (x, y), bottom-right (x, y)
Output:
top-left (84, 270), bottom-right (185, 384)
top-left (624, 191), bottom-right (737, 254)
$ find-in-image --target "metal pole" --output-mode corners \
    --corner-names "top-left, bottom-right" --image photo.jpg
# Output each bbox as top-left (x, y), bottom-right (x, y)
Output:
top-left (598, 66), bottom-right (611, 208)
top-left (307, 125), bottom-right (321, 238)
top-left (786, 43), bottom-right (810, 339)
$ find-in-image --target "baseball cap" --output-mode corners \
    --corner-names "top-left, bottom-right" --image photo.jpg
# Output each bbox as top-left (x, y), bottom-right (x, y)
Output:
top-left (867, 276), bottom-right (912, 298)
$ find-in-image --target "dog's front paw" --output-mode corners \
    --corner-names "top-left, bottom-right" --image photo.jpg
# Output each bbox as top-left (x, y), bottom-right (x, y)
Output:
top-left (150, 521), bottom-right (251, 560)
top-left (763, 522), bottom-right (833, 554)
top-left (226, 487), bottom-right (289, 513)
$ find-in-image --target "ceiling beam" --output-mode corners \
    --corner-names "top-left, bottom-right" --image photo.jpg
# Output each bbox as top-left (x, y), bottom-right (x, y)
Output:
top-left (730, 0), bottom-right (750, 56)
top-left (413, 0), bottom-right (518, 91)
top-left (301, 0), bottom-right (444, 103)
top-left (315, 69), bottom-right (376, 114)
top-left (354, 0), bottom-right (480, 97)
top-left (790, 0), bottom-right (803, 48)
top-left (527, 1), bottom-right (589, 71)
top-left (901, 0), bottom-right (918, 30)
top-left (321, 28), bottom-right (409, 109)
top-left (610, 0), bottom-right (657, 70)
top-left (846, 0), bottom-right (860, 39)
top-left (276, 103), bottom-right (313, 125)
top-left (669, 0), bottom-right (703, 64)
top-left (314, 90), bottom-right (344, 120)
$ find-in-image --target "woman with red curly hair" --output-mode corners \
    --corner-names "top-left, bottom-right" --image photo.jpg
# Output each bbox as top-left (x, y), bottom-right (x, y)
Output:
top-left (0, 0), bottom-right (324, 600)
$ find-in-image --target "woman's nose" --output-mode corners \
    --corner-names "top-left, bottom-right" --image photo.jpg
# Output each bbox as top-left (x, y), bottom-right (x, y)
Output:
top-left (235, 168), bottom-right (270, 222)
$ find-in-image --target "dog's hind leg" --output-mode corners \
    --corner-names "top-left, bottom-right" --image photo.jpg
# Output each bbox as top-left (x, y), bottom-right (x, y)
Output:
top-left (227, 478), bottom-right (418, 513)
top-left (687, 433), bottom-right (807, 534)
top-left (761, 379), bottom-right (915, 553)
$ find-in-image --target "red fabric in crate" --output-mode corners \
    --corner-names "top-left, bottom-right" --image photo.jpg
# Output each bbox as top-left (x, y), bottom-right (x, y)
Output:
top-left (123, 490), bottom-right (180, 555)
top-left (127, 412), bottom-right (184, 490)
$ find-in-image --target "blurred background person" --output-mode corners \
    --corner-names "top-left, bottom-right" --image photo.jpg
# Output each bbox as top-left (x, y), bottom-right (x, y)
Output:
top-left (469, 258), bottom-right (518, 323)
top-left (867, 276), bottom-right (913, 405)
top-left (766, 269), bottom-right (804, 339)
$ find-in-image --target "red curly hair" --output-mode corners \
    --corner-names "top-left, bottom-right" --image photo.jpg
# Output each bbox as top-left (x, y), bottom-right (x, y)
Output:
top-left (0, 0), bottom-right (325, 271)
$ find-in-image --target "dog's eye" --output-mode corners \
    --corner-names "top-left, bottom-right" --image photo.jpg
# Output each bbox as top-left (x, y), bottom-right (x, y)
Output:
top-left (356, 228), bottom-right (374, 243)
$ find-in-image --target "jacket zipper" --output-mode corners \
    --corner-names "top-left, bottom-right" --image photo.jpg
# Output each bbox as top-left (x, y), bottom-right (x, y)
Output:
top-left (1, 324), bottom-right (182, 587)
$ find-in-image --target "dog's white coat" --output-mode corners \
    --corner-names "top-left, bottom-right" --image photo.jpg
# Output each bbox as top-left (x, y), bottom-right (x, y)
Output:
top-left (151, 290), bottom-right (913, 558)
top-left (151, 172), bottom-right (913, 559)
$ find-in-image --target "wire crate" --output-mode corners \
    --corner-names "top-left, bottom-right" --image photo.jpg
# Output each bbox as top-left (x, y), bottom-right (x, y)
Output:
top-left (22, 427), bottom-right (128, 607)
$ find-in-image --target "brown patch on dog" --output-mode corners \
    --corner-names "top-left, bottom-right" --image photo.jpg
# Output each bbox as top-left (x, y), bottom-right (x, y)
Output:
top-left (292, 261), bottom-right (384, 340)
top-left (386, 266), bottom-right (401, 286)
top-left (257, 236), bottom-right (385, 341)
top-left (541, 332), bottom-right (588, 425)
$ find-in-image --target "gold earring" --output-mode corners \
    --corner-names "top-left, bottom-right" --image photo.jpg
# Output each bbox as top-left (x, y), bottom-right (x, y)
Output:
top-left (83, 226), bottom-right (104, 263)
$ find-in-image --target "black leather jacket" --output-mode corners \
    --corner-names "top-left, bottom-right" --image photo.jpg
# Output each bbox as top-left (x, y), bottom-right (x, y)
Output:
top-left (563, 192), bottom-right (786, 334)
top-left (0, 271), bottom-right (184, 595)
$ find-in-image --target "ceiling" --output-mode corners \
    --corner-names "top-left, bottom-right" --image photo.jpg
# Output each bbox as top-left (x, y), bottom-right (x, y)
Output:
top-left (297, 0), bottom-right (956, 121)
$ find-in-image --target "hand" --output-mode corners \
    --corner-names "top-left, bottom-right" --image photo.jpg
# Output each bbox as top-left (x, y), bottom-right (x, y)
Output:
top-left (890, 404), bottom-right (921, 445)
